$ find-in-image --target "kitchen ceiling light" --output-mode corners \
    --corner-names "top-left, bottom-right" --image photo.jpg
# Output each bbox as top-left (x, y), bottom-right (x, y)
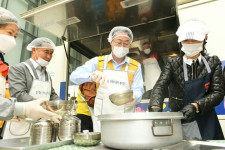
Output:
top-left (57, 17), bottom-right (81, 26)
top-left (21, 0), bottom-right (73, 19)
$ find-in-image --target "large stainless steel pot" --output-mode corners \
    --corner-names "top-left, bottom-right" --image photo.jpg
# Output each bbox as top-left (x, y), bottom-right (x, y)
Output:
top-left (98, 112), bottom-right (183, 150)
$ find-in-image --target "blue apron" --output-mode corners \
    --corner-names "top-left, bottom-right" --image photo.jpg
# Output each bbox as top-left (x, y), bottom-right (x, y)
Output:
top-left (182, 56), bottom-right (224, 140)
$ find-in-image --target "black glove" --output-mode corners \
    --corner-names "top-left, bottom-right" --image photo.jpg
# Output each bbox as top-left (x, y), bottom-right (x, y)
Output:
top-left (181, 104), bottom-right (196, 123)
top-left (148, 105), bottom-right (161, 112)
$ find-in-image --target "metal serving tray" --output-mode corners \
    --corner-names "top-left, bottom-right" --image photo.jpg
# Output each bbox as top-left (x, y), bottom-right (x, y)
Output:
top-left (0, 137), bottom-right (73, 150)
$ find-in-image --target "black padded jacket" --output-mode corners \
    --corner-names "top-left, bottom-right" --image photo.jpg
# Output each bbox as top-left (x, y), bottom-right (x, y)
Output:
top-left (149, 55), bottom-right (224, 116)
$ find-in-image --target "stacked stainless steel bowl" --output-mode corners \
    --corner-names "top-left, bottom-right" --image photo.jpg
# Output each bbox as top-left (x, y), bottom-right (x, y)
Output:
top-left (30, 120), bottom-right (53, 145)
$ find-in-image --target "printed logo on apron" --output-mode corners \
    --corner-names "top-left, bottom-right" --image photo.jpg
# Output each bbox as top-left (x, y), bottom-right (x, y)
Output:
top-left (205, 82), bottom-right (210, 91)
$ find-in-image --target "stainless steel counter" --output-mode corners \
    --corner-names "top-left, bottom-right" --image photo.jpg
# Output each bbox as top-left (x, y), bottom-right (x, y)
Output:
top-left (0, 138), bottom-right (224, 150)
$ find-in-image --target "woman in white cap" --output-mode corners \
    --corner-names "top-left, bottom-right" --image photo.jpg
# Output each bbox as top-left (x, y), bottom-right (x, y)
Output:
top-left (70, 26), bottom-right (144, 132)
top-left (148, 19), bottom-right (224, 140)
top-left (0, 7), bottom-right (61, 139)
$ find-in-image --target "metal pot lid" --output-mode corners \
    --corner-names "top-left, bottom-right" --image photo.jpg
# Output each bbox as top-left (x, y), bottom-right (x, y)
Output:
top-left (98, 112), bottom-right (184, 121)
top-left (61, 115), bottom-right (80, 121)
top-left (32, 120), bottom-right (52, 127)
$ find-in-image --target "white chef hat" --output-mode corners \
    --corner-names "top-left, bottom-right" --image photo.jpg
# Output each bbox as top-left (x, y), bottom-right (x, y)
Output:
top-left (108, 26), bottom-right (133, 43)
top-left (0, 7), bottom-right (19, 27)
top-left (27, 37), bottom-right (56, 51)
top-left (176, 19), bottom-right (209, 42)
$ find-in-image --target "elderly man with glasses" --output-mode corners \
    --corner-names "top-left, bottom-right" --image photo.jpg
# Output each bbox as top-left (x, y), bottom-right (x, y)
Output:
top-left (70, 26), bottom-right (144, 132)
top-left (4, 37), bottom-right (61, 139)
top-left (8, 37), bottom-right (60, 102)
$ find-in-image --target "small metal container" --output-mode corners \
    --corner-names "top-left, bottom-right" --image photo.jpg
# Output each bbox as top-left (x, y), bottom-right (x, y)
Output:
top-left (109, 90), bottom-right (133, 106)
top-left (58, 115), bottom-right (81, 141)
top-left (30, 120), bottom-right (53, 145)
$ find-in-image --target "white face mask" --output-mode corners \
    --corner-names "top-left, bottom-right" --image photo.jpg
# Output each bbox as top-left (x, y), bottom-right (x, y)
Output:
top-left (0, 34), bottom-right (16, 54)
top-left (36, 57), bottom-right (49, 67)
top-left (113, 46), bottom-right (129, 58)
top-left (35, 51), bottom-right (49, 67)
top-left (181, 43), bottom-right (203, 57)
top-left (144, 48), bottom-right (151, 55)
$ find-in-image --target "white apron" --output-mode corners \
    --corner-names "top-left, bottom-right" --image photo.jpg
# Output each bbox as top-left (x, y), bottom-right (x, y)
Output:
top-left (0, 75), bottom-right (6, 98)
top-left (143, 57), bottom-right (161, 91)
top-left (3, 61), bottom-right (51, 139)
top-left (93, 57), bottom-right (135, 132)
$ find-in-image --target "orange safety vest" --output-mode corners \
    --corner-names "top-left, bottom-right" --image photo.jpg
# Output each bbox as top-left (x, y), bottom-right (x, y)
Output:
top-left (0, 82), bottom-right (9, 127)
top-left (96, 55), bottom-right (139, 89)
top-left (0, 60), bottom-right (10, 128)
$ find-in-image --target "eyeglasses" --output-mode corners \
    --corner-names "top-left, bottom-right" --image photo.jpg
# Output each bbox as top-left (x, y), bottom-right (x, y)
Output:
top-left (41, 50), bottom-right (54, 56)
top-left (113, 41), bottom-right (130, 47)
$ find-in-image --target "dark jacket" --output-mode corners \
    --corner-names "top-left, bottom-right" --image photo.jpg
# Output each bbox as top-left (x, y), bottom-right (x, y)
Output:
top-left (149, 55), bottom-right (224, 116)
top-left (223, 66), bottom-right (225, 93)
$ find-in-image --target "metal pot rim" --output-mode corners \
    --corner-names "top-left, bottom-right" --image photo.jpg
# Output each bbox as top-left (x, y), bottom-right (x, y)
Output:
top-left (98, 112), bottom-right (184, 121)
top-left (73, 132), bottom-right (101, 140)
